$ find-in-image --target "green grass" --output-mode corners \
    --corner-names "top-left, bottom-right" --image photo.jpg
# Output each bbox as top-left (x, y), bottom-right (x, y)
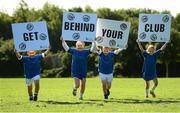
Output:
top-left (0, 78), bottom-right (180, 112)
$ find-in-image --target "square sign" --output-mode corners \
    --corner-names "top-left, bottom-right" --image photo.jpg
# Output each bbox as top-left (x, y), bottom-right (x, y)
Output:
top-left (138, 14), bottom-right (171, 42)
top-left (12, 21), bottom-right (50, 52)
top-left (96, 18), bottom-right (130, 49)
top-left (62, 12), bottom-right (97, 42)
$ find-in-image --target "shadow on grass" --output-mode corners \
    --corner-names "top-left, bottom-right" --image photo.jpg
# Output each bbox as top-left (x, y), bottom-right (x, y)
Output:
top-left (84, 97), bottom-right (180, 104)
top-left (39, 97), bottom-right (180, 105)
top-left (39, 100), bottom-right (97, 105)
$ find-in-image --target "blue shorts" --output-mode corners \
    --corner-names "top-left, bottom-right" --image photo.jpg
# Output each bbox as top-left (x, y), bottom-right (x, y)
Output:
top-left (143, 72), bottom-right (157, 81)
top-left (72, 73), bottom-right (86, 80)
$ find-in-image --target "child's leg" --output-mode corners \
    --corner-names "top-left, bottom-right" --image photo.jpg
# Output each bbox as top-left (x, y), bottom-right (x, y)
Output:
top-left (79, 78), bottom-right (86, 100)
top-left (33, 80), bottom-right (39, 101)
top-left (72, 77), bottom-right (80, 96)
top-left (27, 85), bottom-right (33, 97)
top-left (101, 80), bottom-right (107, 94)
top-left (26, 79), bottom-right (33, 100)
top-left (107, 82), bottom-right (111, 90)
top-left (107, 74), bottom-right (113, 90)
top-left (74, 77), bottom-right (80, 89)
top-left (33, 75), bottom-right (40, 101)
top-left (106, 74), bottom-right (113, 96)
top-left (145, 81), bottom-right (150, 98)
top-left (34, 80), bottom-right (39, 94)
top-left (34, 80), bottom-right (39, 95)
top-left (152, 78), bottom-right (158, 92)
top-left (150, 78), bottom-right (158, 97)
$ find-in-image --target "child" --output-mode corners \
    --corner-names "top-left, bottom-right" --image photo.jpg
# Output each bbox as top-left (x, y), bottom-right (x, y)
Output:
top-left (14, 49), bottom-right (50, 101)
top-left (96, 46), bottom-right (123, 99)
top-left (61, 37), bottom-right (96, 100)
top-left (136, 39), bottom-right (169, 98)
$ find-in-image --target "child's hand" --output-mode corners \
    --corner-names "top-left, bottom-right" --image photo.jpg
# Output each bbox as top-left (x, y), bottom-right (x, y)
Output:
top-left (95, 36), bottom-right (102, 41)
top-left (48, 46), bottom-right (51, 50)
top-left (60, 37), bottom-right (63, 41)
top-left (136, 39), bottom-right (139, 43)
top-left (166, 40), bottom-right (170, 43)
top-left (14, 48), bottom-right (17, 53)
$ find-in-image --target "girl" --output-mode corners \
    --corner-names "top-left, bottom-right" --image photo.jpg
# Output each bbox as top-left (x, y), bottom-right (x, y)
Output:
top-left (136, 39), bottom-right (169, 98)
top-left (61, 37), bottom-right (96, 100)
top-left (15, 49), bottom-right (50, 101)
top-left (96, 46), bottom-right (123, 99)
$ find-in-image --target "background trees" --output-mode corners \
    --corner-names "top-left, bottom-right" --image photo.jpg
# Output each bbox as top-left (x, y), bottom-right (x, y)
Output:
top-left (0, 0), bottom-right (179, 77)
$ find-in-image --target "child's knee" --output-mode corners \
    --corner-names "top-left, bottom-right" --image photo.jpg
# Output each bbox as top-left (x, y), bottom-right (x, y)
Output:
top-left (75, 83), bottom-right (80, 88)
top-left (146, 84), bottom-right (150, 89)
top-left (108, 85), bottom-right (111, 89)
top-left (155, 82), bottom-right (158, 86)
top-left (102, 83), bottom-right (106, 88)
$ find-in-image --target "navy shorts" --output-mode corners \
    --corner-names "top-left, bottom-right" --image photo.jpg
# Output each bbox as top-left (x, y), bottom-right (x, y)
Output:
top-left (143, 72), bottom-right (157, 81)
top-left (72, 73), bottom-right (86, 80)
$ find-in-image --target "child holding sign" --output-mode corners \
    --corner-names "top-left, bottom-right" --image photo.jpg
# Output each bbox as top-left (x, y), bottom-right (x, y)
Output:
top-left (136, 39), bottom-right (169, 98)
top-left (96, 46), bottom-right (123, 99)
top-left (14, 49), bottom-right (50, 101)
top-left (61, 37), bottom-right (96, 100)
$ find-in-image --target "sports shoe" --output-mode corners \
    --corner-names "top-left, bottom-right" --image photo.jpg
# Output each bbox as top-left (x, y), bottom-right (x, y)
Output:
top-left (33, 95), bottom-right (38, 101)
top-left (104, 94), bottom-right (108, 99)
top-left (150, 90), bottom-right (156, 98)
top-left (29, 96), bottom-right (33, 101)
top-left (79, 96), bottom-right (83, 100)
top-left (107, 89), bottom-right (110, 96)
top-left (72, 88), bottom-right (77, 96)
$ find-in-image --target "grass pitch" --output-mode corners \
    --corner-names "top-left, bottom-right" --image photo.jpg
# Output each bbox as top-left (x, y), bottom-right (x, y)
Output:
top-left (0, 78), bottom-right (180, 112)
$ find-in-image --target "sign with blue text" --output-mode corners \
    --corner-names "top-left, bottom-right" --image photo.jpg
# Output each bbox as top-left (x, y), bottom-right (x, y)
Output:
top-left (62, 12), bottom-right (97, 42)
top-left (138, 14), bottom-right (171, 42)
top-left (96, 18), bottom-right (130, 49)
top-left (12, 21), bottom-right (49, 52)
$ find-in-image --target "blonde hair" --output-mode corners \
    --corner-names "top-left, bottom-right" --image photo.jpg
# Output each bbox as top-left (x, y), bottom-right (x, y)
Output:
top-left (76, 41), bottom-right (85, 46)
top-left (146, 45), bottom-right (155, 53)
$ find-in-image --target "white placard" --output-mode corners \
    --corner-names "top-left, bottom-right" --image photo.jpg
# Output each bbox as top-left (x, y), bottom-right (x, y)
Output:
top-left (138, 14), bottom-right (171, 42)
top-left (12, 21), bottom-right (50, 52)
top-left (62, 12), bottom-right (97, 42)
top-left (96, 18), bottom-right (130, 48)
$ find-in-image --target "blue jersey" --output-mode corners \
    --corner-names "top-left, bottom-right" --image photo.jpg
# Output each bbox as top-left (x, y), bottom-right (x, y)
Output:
top-left (68, 48), bottom-right (91, 79)
top-left (98, 52), bottom-right (116, 74)
top-left (142, 50), bottom-right (161, 80)
top-left (21, 54), bottom-right (44, 79)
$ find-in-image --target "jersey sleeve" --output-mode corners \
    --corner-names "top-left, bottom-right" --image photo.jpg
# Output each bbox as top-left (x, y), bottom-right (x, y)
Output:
top-left (68, 48), bottom-right (75, 55)
top-left (21, 56), bottom-right (28, 62)
top-left (37, 54), bottom-right (44, 60)
top-left (110, 51), bottom-right (116, 57)
top-left (84, 49), bottom-right (91, 56)
top-left (143, 51), bottom-right (148, 57)
top-left (154, 49), bottom-right (161, 57)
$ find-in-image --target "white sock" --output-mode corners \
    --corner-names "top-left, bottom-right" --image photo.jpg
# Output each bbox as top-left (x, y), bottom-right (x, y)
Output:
top-left (152, 86), bottom-right (157, 92)
top-left (80, 92), bottom-right (83, 98)
top-left (73, 86), bottom-right (77, 90)
top-left (146, 89), bottom-right (149, 97)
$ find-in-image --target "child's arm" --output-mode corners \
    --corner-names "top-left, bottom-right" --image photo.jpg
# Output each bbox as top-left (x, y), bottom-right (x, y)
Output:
top-left (14, 49), bottom-right (22, 60)
top-left (160, 41), bottom-right (169, 51)
top-left (61, 37), bottom-right (69, 51)
top-left (114, 48), bottom-right (123, 55)
top-left (136, 39), bottom-right (145, 52)
top-left (90, 41), bottom-right (97, 52)
top-left (43, 47), bottom-right (50, 56)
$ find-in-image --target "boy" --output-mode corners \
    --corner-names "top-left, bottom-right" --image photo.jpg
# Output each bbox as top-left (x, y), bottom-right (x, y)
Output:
top-left (14, 49), bottom-right (50, 101)
top-left (96, 46), bottom-right (123, 99)
top-left (136, 39), bottom-right (169, 98)
top-left (61, 37), bottom-right (96, 100)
